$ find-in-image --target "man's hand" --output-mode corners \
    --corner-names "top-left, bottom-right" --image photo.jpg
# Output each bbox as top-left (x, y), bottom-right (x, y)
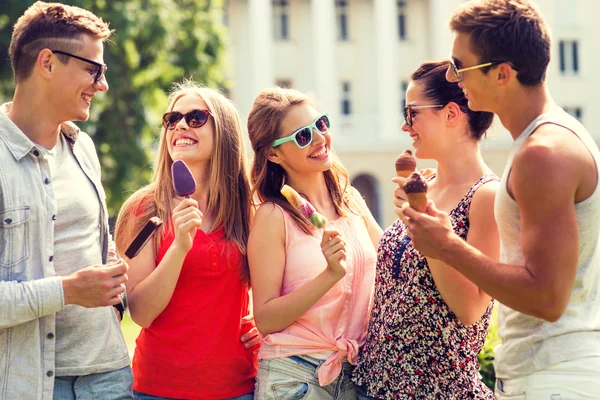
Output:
top-left (62, 259), bottom-right (129, 307)
top-left (401, 201), bottom-right (456, 260)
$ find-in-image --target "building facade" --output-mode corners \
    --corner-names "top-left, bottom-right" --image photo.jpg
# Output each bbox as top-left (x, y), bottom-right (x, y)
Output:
top-left (225, 0), bottom-right (598, 227)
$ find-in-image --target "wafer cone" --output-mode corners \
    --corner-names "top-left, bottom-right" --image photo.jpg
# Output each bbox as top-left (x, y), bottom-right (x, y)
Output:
top-left (406, 192), bottom-right (428, 212)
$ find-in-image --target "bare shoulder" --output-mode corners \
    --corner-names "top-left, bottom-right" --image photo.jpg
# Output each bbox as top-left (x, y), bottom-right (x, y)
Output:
top-left (469, 180), bottom-right (500, 221)
top-left (251, 202), bottom-right (286, 240)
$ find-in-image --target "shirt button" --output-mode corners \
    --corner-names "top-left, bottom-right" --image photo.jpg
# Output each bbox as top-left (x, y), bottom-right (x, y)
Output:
top-left (49, 256), bottom-right (54, 262)
top-left (46, 370), bottom-right (53, 377)
top-left (44, 178), bottom-right (51, 184)
top-left (47, 332), bottom-right (54, 339)
top-left (212, 262), bottom-right (217, 266)
top-left (338, 328), bottom-right (343, 333)
top-left (33, 150), bottom-right (40, 157)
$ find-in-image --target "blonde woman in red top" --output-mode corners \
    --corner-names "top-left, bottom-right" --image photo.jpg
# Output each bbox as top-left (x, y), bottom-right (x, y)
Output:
top-left (114, 82), bottom-right (258, 400)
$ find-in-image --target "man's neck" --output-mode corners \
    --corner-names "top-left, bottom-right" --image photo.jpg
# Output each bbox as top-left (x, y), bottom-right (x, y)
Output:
top-left (495, 83), bottom-right (555, 141)
top-left (7, 86), bottom-right (62, 149)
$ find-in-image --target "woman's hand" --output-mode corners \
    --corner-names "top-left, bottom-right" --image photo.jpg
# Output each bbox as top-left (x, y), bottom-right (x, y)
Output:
top-left (241, 314), bottom-right (261, 355)
top-left (321, 229), bottom-right (347, 280)
top-left (392, 176), bottom-right (408, 219)
top-left (172, 198), bottom-right (203, 254)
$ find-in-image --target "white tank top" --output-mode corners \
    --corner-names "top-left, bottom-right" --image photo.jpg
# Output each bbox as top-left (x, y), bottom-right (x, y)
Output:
top-left (494, 106), bottom-right (600, 378)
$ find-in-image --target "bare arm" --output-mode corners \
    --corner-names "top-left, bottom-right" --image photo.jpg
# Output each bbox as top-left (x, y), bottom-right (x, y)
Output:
top-left (403, 131), bottom-right (583, 321)
top-left (425, 181), bottom-right (498, 325)
top-left (249, 204), bottom-right (345, 335)
top-left (124, 199), bottom-right (203, 328)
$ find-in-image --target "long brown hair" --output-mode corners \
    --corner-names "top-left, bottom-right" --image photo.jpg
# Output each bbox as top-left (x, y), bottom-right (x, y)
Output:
top-left (247, 87), bottom-right (358, 234)
top-left (114, 82), bottom-right (253, 282)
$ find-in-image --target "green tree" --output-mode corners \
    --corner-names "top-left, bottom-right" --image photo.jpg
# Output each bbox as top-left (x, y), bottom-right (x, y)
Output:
top-left (0, 0), bottom-right (229, 215)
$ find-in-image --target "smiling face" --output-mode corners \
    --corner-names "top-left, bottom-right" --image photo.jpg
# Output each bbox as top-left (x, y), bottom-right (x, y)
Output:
top-left (401, 81), bottom-right (450, 160)
top-left (165, 93), bottom-right (214, 167)
top-left (50, 33), bottom-right (109, 122)
top-left (271, 104), bottom-right (332, 174)
top-left (449, 32), bottom-right (497, 112)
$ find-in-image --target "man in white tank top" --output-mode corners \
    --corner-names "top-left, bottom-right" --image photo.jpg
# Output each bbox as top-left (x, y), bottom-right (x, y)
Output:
top-left (401, 0), bottom-right (600, 398)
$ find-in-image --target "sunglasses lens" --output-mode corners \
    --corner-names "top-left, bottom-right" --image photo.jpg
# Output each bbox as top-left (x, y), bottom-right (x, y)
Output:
top-left (186, 110), bottom-right (210, 128)
top-left (316, 115), bottom-right (330, 133)
top-left (295, 128), bottom-right (312, 147)
top-left (162, 112), bottom-right (183, 130)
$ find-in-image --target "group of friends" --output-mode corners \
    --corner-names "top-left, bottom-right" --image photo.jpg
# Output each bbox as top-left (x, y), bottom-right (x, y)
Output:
top-left (1, 0), bottom-right (599, 399)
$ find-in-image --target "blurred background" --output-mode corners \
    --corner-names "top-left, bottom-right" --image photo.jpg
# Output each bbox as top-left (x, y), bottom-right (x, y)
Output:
top-left (1, 0), bottom-right (597, 389)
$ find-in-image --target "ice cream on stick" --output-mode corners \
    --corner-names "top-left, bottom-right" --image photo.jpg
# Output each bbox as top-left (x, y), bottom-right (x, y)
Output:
top-left (403, 172), bottom-right (428, 212)
top-left (395, 149), bottom-right (417, 178)
top-left (280, 184), bottom-right (328, 228)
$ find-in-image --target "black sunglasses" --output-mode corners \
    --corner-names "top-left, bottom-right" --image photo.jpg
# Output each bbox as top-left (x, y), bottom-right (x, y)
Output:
top-left (162, 109), bottom-right (212, 130)
top-left (51, 50), bottom-right (107, 84)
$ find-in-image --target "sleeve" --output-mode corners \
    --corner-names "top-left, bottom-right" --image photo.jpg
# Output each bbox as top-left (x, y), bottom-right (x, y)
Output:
top-left (0, 277), bottom-right (65, 329)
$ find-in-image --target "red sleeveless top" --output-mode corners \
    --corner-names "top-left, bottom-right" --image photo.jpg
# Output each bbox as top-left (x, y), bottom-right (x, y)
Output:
top-left (132, 228), bottom-right (257, 399)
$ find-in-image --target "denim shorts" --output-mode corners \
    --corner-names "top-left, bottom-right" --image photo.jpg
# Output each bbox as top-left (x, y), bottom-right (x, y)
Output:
top-left (254, 355), bottom-right (356, 399)
top-left (133, 390), bottom-right (254, 400)
top-left (53, 365), bottom-right (133, 400)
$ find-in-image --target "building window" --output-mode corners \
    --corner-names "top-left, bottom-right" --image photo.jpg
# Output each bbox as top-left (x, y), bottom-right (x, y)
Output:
top-left (401, 80), bottom-right (408, 113)
top-left (336, 0), bottom-right (349, 41)
top-left (273, 0), bottom-right (289, 40)
top-left (559, 40), bottom-right (579, 74)
top-left (276, 79), bottom-right (293, 88)
top-left (397, 0), bottom-right (407, 40)
top-left (564, 106), bottom-right (583, 121)
top-left (341, 81), bottom-right (352, 115)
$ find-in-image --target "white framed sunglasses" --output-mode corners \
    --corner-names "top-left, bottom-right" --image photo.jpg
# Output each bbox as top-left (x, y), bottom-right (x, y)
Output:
top-left (272, 113), bottom-right (331, 148)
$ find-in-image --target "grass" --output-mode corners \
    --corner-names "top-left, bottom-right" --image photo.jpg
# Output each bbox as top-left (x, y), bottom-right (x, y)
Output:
top-left (121, 312), bottom-right (142, 358)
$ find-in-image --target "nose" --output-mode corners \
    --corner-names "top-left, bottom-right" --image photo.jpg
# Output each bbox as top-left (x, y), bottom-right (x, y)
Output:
top-left (174, 116), bottom-right (189, 130)
top-left (445, 66), bottom-right (458, 83)
top-left (401, 120), bottom-right (410, 132)
top-left (93, 74), bottom-right (109, 92)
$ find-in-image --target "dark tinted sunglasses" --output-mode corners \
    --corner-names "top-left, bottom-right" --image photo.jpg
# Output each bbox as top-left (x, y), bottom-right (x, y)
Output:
top-left (271, 113), bottom-right (331, 148)
top-left (162, 109), bottom-right (212, 130)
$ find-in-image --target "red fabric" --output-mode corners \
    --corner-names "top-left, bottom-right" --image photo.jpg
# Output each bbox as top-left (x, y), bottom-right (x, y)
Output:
top-left (132, 228), bottom-right (257, 399)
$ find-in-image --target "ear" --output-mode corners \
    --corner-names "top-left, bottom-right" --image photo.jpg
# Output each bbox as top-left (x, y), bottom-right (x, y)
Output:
top-left (37, 49), bottom-right (55, 81)
top-left (445, 102), bottom-right (461, 126)
top-left (496, 63), bottom-right (512, 87)
top-left (267, 148), bottom-right (282, 165)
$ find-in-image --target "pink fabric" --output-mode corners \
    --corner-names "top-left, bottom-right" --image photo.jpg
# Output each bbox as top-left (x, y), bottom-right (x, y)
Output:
top-left (258, 204), bottom-right (376, 386)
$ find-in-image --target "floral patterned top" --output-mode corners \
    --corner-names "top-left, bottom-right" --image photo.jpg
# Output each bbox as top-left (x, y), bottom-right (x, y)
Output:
top-left (352, 174), bottom-right (498, 400)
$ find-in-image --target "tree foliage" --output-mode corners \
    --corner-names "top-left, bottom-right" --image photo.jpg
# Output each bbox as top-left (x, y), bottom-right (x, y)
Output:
top-left (0, 0), bottom-right (228, 215)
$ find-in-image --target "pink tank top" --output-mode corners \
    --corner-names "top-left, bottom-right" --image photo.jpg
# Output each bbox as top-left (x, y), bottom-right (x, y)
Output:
top-left (259, 204), bottom-right (377, 386)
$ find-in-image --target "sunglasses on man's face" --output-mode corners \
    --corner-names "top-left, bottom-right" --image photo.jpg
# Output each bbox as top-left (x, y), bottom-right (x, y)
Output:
top-left (272, 113), bottom-right (331, 148)
top-left (51, 50), bottom-right (107, 84)
top-left (162, 109), bottom-right (212, 130)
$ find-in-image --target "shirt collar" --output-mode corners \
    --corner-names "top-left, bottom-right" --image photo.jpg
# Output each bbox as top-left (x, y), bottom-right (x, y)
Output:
top-left (0, 102), bottom-right (80, 161)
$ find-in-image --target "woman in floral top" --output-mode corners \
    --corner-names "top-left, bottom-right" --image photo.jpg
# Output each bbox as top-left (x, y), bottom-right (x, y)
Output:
top-left (353, 60), bottom-right (500, 399)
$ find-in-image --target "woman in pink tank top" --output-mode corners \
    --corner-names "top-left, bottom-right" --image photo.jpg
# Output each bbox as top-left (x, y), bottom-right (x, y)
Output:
top-left (246, 87), bottom-right (381, 399)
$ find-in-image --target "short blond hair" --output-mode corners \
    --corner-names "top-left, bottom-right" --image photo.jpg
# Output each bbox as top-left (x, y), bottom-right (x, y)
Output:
top-left (9, 1), bottom-right (112, 83)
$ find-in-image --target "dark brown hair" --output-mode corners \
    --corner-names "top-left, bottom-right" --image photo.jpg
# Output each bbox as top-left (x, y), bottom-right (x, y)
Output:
top-left (412, 60), bottom-right (494, 140)
top-left (449, 0), bottom-right (551, 86)
top-left (9, 1), bottom-right (112, 83)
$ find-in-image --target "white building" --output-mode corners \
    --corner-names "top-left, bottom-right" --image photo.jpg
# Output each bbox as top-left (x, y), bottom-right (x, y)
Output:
top-left (225, 0), bottom-right (598, 227)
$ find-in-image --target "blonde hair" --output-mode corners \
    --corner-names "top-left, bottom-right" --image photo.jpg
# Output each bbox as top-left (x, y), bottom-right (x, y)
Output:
top-left (247, 87), bottom-right (359, 234)
top-left (9, 1), bottom-right (112, 83)
top-left (115, 82), bottom-right (253, 282)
